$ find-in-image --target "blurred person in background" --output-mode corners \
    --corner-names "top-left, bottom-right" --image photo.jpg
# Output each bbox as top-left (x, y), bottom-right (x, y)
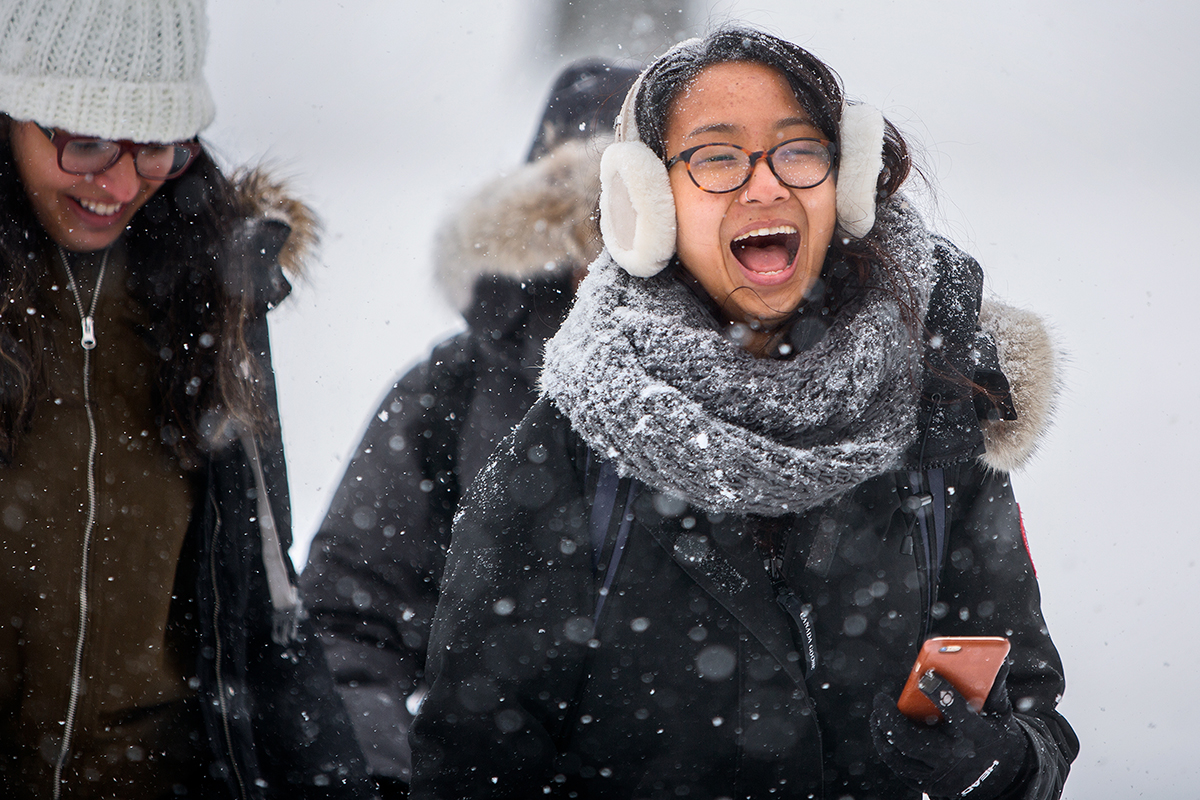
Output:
top-left (299, 60), bottom-right (638, 798)
top-left (410, 27), bottom-right (1077, 800)
top-left (0, 0), bottom-right (372, 797)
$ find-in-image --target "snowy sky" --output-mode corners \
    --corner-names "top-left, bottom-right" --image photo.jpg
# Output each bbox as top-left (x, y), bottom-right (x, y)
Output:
top-left (202, 2), bottom-right (1199, 796)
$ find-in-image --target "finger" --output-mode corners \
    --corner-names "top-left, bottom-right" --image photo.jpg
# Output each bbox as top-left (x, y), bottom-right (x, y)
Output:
top-left (870, 718), bottom-right (936, 778)
top-left (982, 659), bottom-right (1013, 716)
top-left (870, 692), bottom-right (943, 772)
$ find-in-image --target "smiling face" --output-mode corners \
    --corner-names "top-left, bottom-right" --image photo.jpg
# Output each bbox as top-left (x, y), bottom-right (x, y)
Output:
top-left (664, 61), bottom-right (837, 344)
top-left (9, 120), bottom-right (166, 252)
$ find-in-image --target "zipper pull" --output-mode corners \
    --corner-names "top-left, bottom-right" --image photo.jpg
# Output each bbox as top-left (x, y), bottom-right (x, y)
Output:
top-left (903, 493), bottom-right (932, 513)
top-left (772, 577), bottom-right (819, 676)
top-left (81, 316), bottom-right (96, 350)
top-left (764, 556), bottom-right (784, 580)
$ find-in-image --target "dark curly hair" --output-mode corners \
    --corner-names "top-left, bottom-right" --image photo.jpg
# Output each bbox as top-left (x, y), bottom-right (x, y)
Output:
top-left (0, 115), bottom-right (277, 467)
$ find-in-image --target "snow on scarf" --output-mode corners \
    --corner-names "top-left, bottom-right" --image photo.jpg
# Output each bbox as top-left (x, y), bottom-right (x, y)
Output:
top-left (541, 198), bottom-right (939, 517)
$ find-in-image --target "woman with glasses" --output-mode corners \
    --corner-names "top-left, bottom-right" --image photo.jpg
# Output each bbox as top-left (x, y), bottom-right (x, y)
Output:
top-left (410, 27), bottom-right (1077, 800)
top-left (0, 1), bottom-right (370, 797)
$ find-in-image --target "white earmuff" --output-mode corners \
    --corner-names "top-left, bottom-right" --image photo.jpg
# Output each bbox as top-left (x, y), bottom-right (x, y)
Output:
top-left (598, 141), bottom-right (677, 278)
top-left (835, 102), bottom-right (885, 239)
top-left (598, 38), bottom-right (700, 278)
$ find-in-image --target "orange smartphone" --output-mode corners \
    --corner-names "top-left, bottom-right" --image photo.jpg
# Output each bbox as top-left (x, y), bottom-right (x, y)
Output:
top-left (896, 636), bottom-right (1011, 724)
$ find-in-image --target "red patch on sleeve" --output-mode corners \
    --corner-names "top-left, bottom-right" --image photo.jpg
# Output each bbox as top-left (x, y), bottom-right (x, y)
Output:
top-left (1017, 504), bottom-right (1037, 577)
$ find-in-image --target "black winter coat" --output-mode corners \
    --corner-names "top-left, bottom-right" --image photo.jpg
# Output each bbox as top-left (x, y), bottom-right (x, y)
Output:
top-left (0, 175), bottom-right (373, 797)
top-left (408, 231), bottom-right (1078, 799)
top-left (300, 128), bottom-right (609, 791)
top-left (409, 398), bottom-right (1077, 800)
top-left (299, 276), bottom-right (573, 785)
top-left (173, 215), bottom-right (374, 799)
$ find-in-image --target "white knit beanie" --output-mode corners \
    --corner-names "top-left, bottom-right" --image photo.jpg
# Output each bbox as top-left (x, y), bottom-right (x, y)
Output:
top-left (0, 0), bottom-right (214, 143)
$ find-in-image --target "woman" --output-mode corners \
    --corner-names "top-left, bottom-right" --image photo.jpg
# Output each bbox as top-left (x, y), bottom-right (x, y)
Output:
top-left (409, 27), bottom-right (1077, 800)
top-left (0, 1), bottom-right (370, 797)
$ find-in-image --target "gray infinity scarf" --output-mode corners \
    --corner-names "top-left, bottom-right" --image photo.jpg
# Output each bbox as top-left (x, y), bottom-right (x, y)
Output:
top-left (541, 198), bottom-right (939, 517)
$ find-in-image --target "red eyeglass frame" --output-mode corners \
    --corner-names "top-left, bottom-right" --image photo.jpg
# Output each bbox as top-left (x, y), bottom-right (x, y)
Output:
top-left (36, 124), bottom-right (200, 180)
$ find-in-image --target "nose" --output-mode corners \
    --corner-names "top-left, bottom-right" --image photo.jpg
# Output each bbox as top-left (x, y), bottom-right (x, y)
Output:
top-left (739, 158), bottom-right (788, 204)
top-left (93, 153), bottom-right (143, 204)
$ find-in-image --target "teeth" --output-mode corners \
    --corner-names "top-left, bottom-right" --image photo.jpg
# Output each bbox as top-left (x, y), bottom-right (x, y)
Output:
top-left (733, 225), bottom-right (798, 243)
top-left (77, 198), bottom-right (121, 216)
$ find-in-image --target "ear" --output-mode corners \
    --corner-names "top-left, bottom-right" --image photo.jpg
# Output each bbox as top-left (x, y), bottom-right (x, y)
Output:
top-left (599, 141), bottom-right (677, 278)
top-left (836, 103), bottom-right (885, 239)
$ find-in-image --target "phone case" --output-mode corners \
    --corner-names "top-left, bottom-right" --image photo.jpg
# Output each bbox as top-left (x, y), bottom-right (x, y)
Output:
top-left (896, 636), bottom-right (1011, 724)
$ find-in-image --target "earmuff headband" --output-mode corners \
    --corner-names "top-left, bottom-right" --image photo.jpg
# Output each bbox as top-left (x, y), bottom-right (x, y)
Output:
top-left (599, 49), bottom-right (887, 278)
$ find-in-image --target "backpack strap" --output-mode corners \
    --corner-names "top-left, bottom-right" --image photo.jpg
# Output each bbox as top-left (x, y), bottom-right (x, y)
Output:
top-left (586, 457), bottom-right (638, 627)
top-left (907, 467), bottom-right (948, 638)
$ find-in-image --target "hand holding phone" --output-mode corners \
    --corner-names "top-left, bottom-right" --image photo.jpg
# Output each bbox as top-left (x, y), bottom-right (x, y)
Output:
top-left (873, 641), bottom-right (1029, 800)
top-left (896, 636), bottom-right (1010, 724)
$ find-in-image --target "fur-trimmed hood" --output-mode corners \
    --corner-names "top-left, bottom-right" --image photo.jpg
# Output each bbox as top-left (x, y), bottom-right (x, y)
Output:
top-left (433, 137), bottom-right (608, 313)
top-left (978, 299), bottom-right (1062, 472)
top-left (231, 168), bottom-right (320, 278)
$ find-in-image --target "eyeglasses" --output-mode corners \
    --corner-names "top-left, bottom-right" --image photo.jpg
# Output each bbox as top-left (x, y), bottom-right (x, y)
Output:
top-left (37, 124), bottom-right (200, 180)
top-left (666, 137), bottom-right (836, 194)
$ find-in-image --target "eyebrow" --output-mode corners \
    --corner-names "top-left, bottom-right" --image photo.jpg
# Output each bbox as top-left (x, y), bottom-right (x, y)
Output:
top-left (684, 116), bottom-right (819, 139)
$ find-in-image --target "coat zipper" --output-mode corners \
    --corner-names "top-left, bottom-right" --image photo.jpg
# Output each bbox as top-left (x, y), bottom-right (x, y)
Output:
top-left (209, 492), bottom-right (249, 800)
top-left (764, 555), bottom-right (825, 797)
top-left (51, 247), bottom-right (109, 800)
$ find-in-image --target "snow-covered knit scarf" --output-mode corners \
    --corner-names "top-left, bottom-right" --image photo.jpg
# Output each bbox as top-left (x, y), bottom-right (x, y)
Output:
top-left (542, 198), bottom-right (939, 517)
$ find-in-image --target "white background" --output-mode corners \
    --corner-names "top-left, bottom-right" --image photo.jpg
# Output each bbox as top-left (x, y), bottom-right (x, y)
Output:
top-left (203, 2), bottom-right (1199, 796)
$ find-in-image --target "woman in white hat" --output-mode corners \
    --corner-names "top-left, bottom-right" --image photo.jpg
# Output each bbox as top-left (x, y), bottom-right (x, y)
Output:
top-left (410, 26), bottom-right (1078, 800)
top-left (0, 1), bottom-right (371, 797)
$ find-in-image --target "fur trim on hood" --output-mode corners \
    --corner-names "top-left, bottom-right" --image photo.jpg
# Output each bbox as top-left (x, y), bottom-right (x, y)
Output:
top-left (433, 137), bottom-right (608, 313)
top-left (978, 299), bottom-right (1063, 473)
top-left (231, 167), bottom-right (320, 277)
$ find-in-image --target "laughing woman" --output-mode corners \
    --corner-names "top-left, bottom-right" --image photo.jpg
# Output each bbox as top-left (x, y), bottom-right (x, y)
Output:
top-left (0, 1), bottom-right (370, 797)
top-left (410, 27), bottom-right (1078, 800)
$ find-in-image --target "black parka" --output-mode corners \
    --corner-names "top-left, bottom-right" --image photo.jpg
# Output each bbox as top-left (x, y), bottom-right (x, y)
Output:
top-left (408, 240), bottom-right (1078, 800)
top-left (410, 397), bottom-right (1076, 800)
top-left (299, 129), bottom-right (608, 788)
top-left (299, 275), bottom-right (573, 784)
top-left (0, 174), bottom-right (373, 799)
top-left (155, 205), bottom-right (374, 799)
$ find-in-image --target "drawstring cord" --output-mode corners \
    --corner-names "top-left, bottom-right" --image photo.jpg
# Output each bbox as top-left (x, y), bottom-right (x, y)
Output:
top-left (52, 244), bottom-right (109, 799)
top-left (239, 429), bottom-right (304, 645)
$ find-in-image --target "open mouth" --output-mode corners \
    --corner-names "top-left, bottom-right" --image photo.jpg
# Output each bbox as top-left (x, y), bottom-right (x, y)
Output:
top-left (731, 225), bottom-right (800, 276)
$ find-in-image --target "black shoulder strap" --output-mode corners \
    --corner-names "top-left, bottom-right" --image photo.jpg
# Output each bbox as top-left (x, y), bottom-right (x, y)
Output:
top-left (586, 456), bottom-right (637, 628)
top-left (907, 467), bottom-right (948, 638)
top-left (425, 335), bottom-right (479, 537)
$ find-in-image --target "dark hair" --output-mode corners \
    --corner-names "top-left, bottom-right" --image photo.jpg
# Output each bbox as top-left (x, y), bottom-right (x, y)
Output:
top-left (633, 27), bottom-right (921, 338)
top-left (634, 28), bottom-right (911, 197)
top-left (0, 115), bottom-right (275, 466)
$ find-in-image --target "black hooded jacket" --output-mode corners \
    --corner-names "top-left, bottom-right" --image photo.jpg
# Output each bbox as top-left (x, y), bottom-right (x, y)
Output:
top-left (300, 132), bottom-right (605, 787)
top-left (135, 182), bottom-right (373, 800)
top-left (408, 240), bottom-right (1079, 800)
top-left (0, 170), bottom-right (373, 799)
